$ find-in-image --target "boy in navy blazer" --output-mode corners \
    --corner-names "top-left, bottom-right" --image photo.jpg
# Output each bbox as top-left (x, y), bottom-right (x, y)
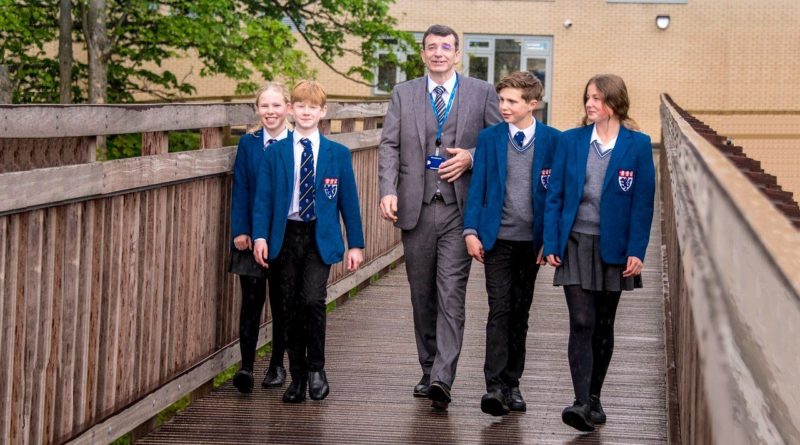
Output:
top-left (252, 80), bottom-right (365, 403)
top-left (463, 71), bottom-right (561, 416)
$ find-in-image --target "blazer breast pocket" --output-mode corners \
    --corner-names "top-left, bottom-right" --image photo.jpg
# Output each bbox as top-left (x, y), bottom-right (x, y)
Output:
top-left (323, 177), bottom-right (339, 200)
top-left (615, 169), bottom-right (636, 193)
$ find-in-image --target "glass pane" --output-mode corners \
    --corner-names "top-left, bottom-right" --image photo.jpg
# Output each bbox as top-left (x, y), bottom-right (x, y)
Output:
top-left (469, 41), bottom-right (490, 48)
top-left (494, 39), bottom-right (521, 84)
top-left (377, 54), bottom-right (398, 93)
top-left (526, 58), bottom-right (547, 91)
top-left (467, 55), bottom-right (489, 81)
top-left (405, 52), bottom-right (425, 80)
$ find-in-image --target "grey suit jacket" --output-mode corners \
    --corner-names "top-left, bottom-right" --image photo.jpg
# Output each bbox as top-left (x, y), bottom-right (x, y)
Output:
top-left (378, 75), bottom-right (501, 230)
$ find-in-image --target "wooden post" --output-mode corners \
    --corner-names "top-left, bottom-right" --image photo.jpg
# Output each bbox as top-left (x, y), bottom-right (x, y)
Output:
top-left (340, 118), bottom-right (355, 134)
top-left (200, 128), bottom-right (224, 150)
top-left (141, 132), bottom-right (168, 156)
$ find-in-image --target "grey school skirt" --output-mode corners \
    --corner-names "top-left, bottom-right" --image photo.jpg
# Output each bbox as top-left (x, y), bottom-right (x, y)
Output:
top-left (553, 231), bottom-right (643, 292)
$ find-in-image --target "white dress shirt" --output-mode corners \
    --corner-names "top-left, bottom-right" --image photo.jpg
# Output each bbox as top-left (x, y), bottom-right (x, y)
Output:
top-left (263, 127), bottom-right (288, 148)
top-left (288, 130), bottom-right (321, 221)
top-left (590, 124), bottom-right (618, 155)
top-left (509, 120), bottom-right (537, 146)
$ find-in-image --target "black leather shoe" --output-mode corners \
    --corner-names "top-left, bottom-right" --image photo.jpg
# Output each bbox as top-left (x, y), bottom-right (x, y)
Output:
top-left (428, 381), bottom-right (451, 411)
top-left (562, 400), bottom-right (595, 432)
top-left (262, 366), bottom-right (287, 388)
top-left (308, 371), bottom-right (330, 401)
top-left (506, 387), bottom-right (527, 412)
top-left (590, 395), bottom-right (607, 424)
top-left (413, 374), bottom-right (430, 397)
top-left (232, 369), bottom-right (254, 393)
top-left (481, 390), bottom-right (509, 416)
top-left (282, 375), bottom-right (307, 403)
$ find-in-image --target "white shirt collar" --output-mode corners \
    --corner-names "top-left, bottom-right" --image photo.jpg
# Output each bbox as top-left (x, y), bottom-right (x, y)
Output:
top-left (427, 72), bottom-right (458, 95)
top-left (591, 124), bottom-right (618, 151)
top-left (292, 130), bottom-right (320, 150)
top-left (509, 120), bottom-right (537, 146)
top-left (263, 127), bottom-right (288, 146)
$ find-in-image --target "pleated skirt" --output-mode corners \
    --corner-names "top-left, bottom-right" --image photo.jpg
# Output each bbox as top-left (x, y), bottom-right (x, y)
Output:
top-left (553, 231), bottom-right (643, 292)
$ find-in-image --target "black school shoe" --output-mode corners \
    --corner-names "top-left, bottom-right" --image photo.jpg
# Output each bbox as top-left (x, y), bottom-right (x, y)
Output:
top-left (262, 366), bottom-right (287, 388)
top-left (481, 390), bottom-right (510, 416)
top-left (428, 381), bottom-right (451, 410)
top-left (590, 395), bottom-right (607, 424)
top-left (282, 375), bottom-right (308, 403)
top-left (506, 387), bottom-right (527, 412)
top-left (413, 374), bottom-right (431, 397)
top-left (561, 400), bottom-right (595, 432)
top-left (233, 369), bottom-right (254, 393)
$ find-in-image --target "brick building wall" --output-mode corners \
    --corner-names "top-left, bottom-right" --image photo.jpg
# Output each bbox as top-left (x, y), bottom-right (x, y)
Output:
top-left (151, 0), bottom-right (800, 142)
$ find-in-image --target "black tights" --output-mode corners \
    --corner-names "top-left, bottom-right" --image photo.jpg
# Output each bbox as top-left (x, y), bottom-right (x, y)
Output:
top-left (564, 285), bottom-right (622, 404)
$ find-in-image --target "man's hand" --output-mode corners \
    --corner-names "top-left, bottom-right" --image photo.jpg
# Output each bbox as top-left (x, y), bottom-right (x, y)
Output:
top-left (546, 254), bottom-right (561, 267)
top-left (253, 239), bottom-right (269, 268)
top-left (438, 148), bottom-right (472, 182)
top-left (465, 234), bottom-right (484, 263)
top-left (347, 248), bottom-right (364, 272)
top-left (233, 234), bottom-right (252, 251)
top-left (380, 195), bottom-right (398, 222)
top-left (622, 256), bottom-right (643, 277)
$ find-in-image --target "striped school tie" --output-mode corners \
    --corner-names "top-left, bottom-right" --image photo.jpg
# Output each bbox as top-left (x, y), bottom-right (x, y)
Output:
top-left (299, 138), bottom-right (316, 222)
top-left (264, 138), bottom-right (277, 150)
top-left (433, 85), bottom-right (446, 126)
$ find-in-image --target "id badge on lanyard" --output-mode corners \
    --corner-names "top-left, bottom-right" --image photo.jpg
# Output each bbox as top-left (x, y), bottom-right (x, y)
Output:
top-left (426, 76), bottom-right (458, 170)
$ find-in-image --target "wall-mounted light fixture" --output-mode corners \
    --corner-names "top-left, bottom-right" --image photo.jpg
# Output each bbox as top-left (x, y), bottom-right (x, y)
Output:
top-left (656, 15), bottom-right (671, 30)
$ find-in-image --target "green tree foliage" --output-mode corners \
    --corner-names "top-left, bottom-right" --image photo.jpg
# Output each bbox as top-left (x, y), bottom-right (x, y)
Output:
top-left (0, 0), bottom-right (417, 103)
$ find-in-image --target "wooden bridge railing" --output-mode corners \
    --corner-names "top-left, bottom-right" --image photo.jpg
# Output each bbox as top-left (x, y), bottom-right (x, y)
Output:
top-left (0, 101), bottom-right (399, 445)
top-left (660, 94), bottom-right (800, 445)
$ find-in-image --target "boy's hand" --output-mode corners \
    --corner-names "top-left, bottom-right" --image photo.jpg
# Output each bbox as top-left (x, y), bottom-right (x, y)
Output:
top-left (347, 248), bottom-right (364, 272)
top-left (253, 239), bottom-right (269, 268)
top-left (622, 256), bottom-right (643, 277)
top-left (546, 254), bottom-right (561, 267)
top-left (233, 234), bottom-right (252, 251)
top-left (465, 234), bottom-right (484, 263)
top-left (380, 195), bottom-right (398, 222)
top-left (439, 148), bottom-right (472, 182)
top-left (536, 246), bottom-right (546, 265)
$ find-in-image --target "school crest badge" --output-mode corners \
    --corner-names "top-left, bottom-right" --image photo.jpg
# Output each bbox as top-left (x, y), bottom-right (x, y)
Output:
top-left (618, 170), bottom-right (634, 192)
top-left (540, 168), bottom-right (551, 190)
top-left (323, 178), bottom-right (338, 199)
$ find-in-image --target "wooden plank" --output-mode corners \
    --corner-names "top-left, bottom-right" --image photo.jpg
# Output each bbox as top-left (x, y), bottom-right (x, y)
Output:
top-left (339, 118), bottom-right (356, 134)
top-left (41, 207), bottom-right (59, 444)
top-left (22, 210), bottom-right (44, 443)
top-left (0, 103), bottom-right (257, 138)
top-left (0, 163), bottom-right (103, 214)
top-left (56, 204), bottom-right (81, 442)
top-left (141, 132), bottom-right (168, 156)
top-left (323, 102), bottom-right (388, 120)
top-left (9, 214), bottom-right (25, 444)
top-left (0, 135), bottom-right (386, 216)
top-left (0, 216), bottom-right (15, 442)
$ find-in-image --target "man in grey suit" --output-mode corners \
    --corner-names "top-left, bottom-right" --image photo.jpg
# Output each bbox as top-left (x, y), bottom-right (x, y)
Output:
top-left (378, 24), bottom-right (501, 410)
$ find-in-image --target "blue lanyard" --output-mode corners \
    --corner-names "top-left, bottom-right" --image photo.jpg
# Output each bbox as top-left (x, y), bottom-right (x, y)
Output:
top-left (428, 75), bottom-right (459, 154)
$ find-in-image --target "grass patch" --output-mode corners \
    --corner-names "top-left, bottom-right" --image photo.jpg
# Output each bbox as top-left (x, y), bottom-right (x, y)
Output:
top-left (326, 301), bottom-right (337, 313)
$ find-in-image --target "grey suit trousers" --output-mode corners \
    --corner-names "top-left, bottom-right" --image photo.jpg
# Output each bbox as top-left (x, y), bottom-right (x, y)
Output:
top-left (402, 199), bottom-right (471, 388)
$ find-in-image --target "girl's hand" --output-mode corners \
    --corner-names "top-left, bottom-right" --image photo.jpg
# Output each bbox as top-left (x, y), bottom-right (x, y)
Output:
top-left (622, 256), bottom-right (643, 277)
top-left (233, 234), bottom-right (252, 250)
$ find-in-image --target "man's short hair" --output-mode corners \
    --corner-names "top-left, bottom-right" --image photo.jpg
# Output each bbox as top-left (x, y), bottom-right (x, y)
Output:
top-left (422, 24), bottom-right (459, 50)
top-left (291, 80), bottom-right (327, 107)
top-left (496, 71), bottom-right (543, 102)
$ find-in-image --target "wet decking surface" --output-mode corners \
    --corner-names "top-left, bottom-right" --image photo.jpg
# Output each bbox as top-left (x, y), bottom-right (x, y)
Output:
top-left (139, 202), bottom-right (666, 444)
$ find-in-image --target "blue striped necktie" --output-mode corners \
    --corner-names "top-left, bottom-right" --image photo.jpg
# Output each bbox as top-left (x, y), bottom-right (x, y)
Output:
top-left (299, 138), bottom-right (316, 222)
top-left (433, 85), bottom-right (446, 125)
top-left (264, 138), bottom-right (277, 150)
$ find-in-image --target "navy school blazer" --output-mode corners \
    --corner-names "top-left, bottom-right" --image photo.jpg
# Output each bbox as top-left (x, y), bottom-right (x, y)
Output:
top-left (251, 135), bottom-right (365, 265)
top-left (463, 120), bottom-right (562, 253)
top-left (230, 129), bottom-right (291, 241)
top-left (542, 124), bottom-right (656, 265)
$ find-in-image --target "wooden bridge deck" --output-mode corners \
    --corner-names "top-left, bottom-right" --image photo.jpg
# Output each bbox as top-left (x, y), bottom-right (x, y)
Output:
top-left (139, 203), bottom-right (666, 444)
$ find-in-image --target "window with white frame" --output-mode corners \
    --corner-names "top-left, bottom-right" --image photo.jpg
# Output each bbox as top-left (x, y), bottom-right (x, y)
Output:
top-left (373, 33), bottom-right (424, 95)
top-left (463, 35), bottom-right (553, 123)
